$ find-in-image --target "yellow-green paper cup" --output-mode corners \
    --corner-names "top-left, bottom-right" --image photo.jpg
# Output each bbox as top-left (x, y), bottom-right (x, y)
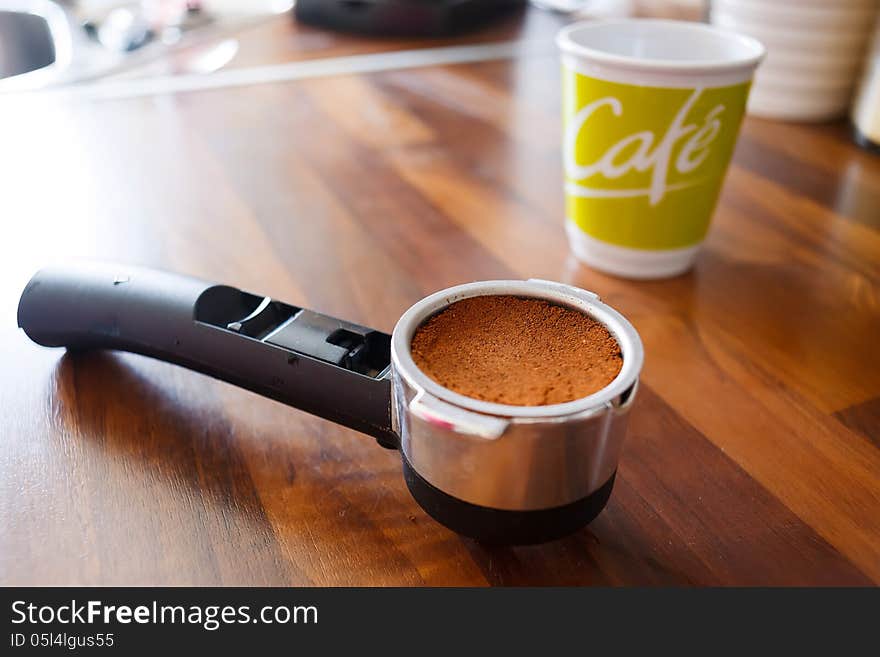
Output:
top-left (557, 20), bottom-right (765, 278)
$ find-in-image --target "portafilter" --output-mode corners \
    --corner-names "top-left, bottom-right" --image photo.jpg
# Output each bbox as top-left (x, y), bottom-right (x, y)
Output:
top-left (17, 262), bottom-right (643, 544)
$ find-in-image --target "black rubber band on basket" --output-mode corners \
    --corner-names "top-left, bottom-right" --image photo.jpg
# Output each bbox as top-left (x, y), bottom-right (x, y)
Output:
top-left (402, 456), bottom-right (615, 545)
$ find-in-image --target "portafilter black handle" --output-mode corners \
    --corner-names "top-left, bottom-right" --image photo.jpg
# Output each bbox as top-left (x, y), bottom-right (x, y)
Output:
top-left (17, 262), bottom-right (397, 447)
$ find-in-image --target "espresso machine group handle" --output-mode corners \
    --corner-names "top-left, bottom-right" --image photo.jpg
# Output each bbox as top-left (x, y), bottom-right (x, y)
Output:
top-left (17, 262), bottom-right (397, 447)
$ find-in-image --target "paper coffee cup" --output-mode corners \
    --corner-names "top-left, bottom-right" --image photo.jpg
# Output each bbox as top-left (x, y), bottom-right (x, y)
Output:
top-left (557, 20), bottom-right (765, 279)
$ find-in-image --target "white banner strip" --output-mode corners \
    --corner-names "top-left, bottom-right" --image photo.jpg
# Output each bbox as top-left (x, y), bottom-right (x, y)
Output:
top-left (24, 39), bottom-right (555, 102)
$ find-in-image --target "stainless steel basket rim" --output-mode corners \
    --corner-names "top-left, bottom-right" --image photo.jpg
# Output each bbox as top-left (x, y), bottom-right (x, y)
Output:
top-left (391, 279), bottom-right (644, 419)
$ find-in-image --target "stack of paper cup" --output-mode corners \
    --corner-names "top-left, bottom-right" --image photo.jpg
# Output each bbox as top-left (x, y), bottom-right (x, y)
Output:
top-left (712, 0), bottom-right (880, 121)
top-left (853, 17), bottom-right (880, 149)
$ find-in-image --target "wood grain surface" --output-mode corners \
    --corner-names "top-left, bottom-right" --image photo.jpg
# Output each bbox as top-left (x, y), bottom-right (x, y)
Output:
top-left (1, 8), bottom-right (878, 586)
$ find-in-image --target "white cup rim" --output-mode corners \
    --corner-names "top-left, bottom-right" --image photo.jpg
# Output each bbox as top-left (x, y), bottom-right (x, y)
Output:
top-left (557, 19), bottom-right (766, 75)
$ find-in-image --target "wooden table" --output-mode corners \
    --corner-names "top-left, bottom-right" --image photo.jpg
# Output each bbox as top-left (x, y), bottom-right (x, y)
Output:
top-left (2, 8), bottom-right (879, 586)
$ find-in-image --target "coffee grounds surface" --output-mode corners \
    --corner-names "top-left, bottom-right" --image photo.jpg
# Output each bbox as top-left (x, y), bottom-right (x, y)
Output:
top-left (410, 295), bottom-right (623, 406)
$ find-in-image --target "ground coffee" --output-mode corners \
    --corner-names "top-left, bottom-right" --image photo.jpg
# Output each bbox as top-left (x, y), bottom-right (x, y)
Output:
top-left (410, 295), bottom-right (623, 406)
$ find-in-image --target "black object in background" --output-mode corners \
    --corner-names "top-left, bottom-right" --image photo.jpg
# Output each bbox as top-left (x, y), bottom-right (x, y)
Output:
top-left (853, 126), bottom-right (880, 155)
top-left (294, 0), bottom-right (526, 36)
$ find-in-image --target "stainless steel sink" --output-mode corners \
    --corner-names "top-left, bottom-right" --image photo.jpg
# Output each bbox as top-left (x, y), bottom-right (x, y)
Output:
top-left (0, 0), bottom-right (73, 89)
top-left (0, 1), bottom-right (290, 93)
top-left (0, 11), bottom-right (56, 76)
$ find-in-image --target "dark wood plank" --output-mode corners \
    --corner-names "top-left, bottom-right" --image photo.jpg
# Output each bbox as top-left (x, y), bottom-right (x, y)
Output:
top-left (836, 398), bottom-right (880, 448)
top-left (734, 130), bottom-right (880, 229)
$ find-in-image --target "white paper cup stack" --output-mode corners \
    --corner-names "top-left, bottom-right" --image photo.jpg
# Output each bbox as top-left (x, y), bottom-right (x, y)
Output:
top-left (712, 0), bottom-right (880, 121)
